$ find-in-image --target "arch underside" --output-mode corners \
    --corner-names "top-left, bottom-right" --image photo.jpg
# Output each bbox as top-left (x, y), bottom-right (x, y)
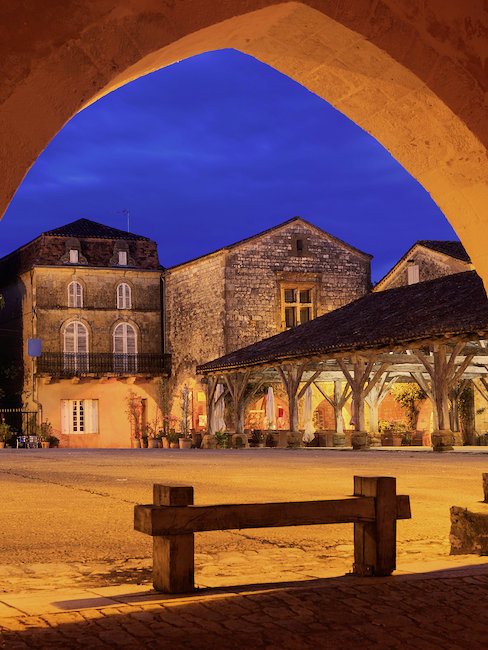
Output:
top-left (1, 1), bottom-right (487, 283)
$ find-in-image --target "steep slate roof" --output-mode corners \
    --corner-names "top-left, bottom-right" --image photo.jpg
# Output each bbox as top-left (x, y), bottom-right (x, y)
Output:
top-left (44, 218), bottom-right (149, 241)
top-left (416, 240), bottom-right (471, 262)
top-left (167, 216), bottom-right (372, 270)
top-left (0, 218), bottom-right (161, 282)
top-left (198, 271), bottom-right (488, 372)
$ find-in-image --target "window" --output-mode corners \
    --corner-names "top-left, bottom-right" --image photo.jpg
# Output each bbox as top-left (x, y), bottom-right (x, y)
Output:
top-left (117, 283), bottom-right (131, 309)
top-left (118, 251), bottom-right (128, 266)
top-left (63, 321), bottom-right (89, 371)
top-left (282, 287), bottom-right (313, 329)
top-left (68, 281), bottom-right (83, 307)
top-left (69, 249), bottom-right (79, 263)
top-left (113, 322), bottom-right (137, 372)
top-left (407, 264), bottom-right (420, 285)
top-left (61, 399), bottom-right (98, 434)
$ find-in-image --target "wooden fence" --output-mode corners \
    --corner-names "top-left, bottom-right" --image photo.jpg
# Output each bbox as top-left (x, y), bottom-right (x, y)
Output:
top-left (134, 476), bottom-right (411, 593)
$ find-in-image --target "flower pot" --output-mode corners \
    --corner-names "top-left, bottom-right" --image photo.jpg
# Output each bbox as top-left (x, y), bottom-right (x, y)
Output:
top-left (147, 437), bottom-right (158, 449)
top-left (179, 438), bottom-right (191, 449)
top-left (169, 442), bottom-right (178, 449)
top-left (162, 438), bottom-right (169, 449)
top-left (0, 442), bottom-right (4, 449)
top-left (41, 441), bottom-right (50, 449)
top-left (133, 439), bottom-right (141, 448)
top-left (392, 434), bottom-right (403, 447)
top-left (351, 432), bottom-right (369, 450)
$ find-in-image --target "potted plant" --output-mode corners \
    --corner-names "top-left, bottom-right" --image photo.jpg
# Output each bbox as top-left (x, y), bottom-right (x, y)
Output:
top-left (0, 421), bottom-right (12, 448)
top-left (37, 420), bottom-right (54, 448)
top-left (250, 429), bottom-right (265, 448)
top-left (142, 424), bottom-right (158, 448)
top-left (166, 431), bottom-right (180, 448)
top-left (215, 432), bottom-right (229, 449)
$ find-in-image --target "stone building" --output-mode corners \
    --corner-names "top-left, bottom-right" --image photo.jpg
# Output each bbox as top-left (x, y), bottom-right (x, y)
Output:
top-left (374, 240), bottom-right (472, 291)
top-left (164, 217), bottom-right (372, 430)
top-left (0, 219), bottom-right (168, 447)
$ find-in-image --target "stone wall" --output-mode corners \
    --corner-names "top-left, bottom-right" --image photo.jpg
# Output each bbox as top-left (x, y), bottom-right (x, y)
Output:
top-left (378, 248), bottom-right (468, 290)
top-left (165, 252), bottom-right (226, 392)
top-left (34, 267), bottom-right (162, 354)
top-left (224, 221), bottom-right (371, 352)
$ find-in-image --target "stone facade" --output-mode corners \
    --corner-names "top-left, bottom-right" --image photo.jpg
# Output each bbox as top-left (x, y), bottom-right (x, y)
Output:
top-left (374, 242), bottom-right (471, 291)
top-left (165, 218), bottom-right (372, 429)
top-left (0, 219), bottom-right (166, 448)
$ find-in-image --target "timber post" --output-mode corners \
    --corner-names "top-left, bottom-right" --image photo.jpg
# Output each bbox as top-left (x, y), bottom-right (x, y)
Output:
top-left (152, 485), bottom-right (195, 593)
top-left (353, 476), bottom-right (398, 576)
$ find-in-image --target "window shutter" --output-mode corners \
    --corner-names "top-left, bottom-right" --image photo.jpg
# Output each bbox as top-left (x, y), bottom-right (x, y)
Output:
top-left (64, 323), bottom-right (75, 352)
top-left (114, 324), bottom-right (124, 353)
top-left (76, 323), bottom-right (88, 352)
top-left (125, 284), bottom-right (131, 309)
top-left (68, 283), bottom-right (74, 307)
top-left (76, 282), bottom-right (82, 307)
top-left (117, 284), bottom-right (123, 309)
top-left (61, 400), bottom-right (70, 434)
top-left (90, 400), bottom-right (99, 434)
top-left (126, 324), bottom-right (137, 354)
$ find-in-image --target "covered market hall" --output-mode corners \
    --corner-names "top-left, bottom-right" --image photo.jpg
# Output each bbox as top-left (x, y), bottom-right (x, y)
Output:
top-left (198, 271), bottom-right (488, 451)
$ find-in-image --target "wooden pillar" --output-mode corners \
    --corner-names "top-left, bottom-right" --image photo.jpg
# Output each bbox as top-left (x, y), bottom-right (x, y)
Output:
top-left (152, 485), bottom-right (194, 593)
top-left (353, 476), bottom-right (397, 577)
top-left (333, 380), bottom-right (344, 434)
top-left (205, 376), bottom-right (218, 435)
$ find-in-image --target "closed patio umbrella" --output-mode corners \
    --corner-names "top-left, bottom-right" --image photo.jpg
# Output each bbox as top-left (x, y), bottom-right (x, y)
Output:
top-left (302, 385), bottom-right (316, 443)
top-left (213, 383), bottom-right (226, 433)
top-left (265, 386), bottom-right (276, 429)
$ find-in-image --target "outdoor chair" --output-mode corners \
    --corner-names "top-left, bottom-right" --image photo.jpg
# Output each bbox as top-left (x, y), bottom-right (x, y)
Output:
top-left (27, 435), bottom-right (39, 448)
top-left (16, 435), bottom-right (27, 448)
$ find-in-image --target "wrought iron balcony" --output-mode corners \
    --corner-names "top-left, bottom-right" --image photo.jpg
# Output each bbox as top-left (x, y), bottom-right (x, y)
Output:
top-left (36, 352), bottom-right (171, 377)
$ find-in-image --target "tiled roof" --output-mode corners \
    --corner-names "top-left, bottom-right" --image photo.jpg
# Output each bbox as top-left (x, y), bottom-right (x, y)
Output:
top-left (416, 240), bottom-right (471, 262)
top-left (44, 218), bottom-right (149, 241)
top-left (198, 271), bottom-right (488, 372)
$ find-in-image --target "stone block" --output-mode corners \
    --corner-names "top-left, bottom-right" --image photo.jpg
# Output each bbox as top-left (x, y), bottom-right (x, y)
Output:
top-left (450, 504), bottom-right (488, 555)
top-left (231, 433), bottom-right (248, 449)
top-left (201, 434), bottom-right (218, 449)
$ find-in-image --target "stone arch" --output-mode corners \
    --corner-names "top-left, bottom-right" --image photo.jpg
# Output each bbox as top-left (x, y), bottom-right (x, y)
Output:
top-left (2, 2), bottom-right (488, 282)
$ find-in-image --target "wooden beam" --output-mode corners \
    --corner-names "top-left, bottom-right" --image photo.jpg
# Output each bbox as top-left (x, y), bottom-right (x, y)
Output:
top-left (135, 496), bottom-right (411, 536)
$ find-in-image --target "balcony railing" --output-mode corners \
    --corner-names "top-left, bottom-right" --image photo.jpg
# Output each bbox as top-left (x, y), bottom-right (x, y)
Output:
top-left (36, 352), bottom-right (171, 377)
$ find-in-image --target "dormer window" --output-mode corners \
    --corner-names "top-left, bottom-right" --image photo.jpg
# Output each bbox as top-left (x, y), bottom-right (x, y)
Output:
top-left (69, 249), bottom-right (79, 263)
top-left (118, 251), bottom-right (128, 266)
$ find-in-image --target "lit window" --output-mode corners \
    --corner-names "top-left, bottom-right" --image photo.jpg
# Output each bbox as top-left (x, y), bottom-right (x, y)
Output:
top-left (68, 281), bottom-right (83, 307)
top-left (282, 286), bottom-right (313, 329)
top-left (118, 251), bottom-right (128, 265)
top-left (117, 283), bottom-right (131, 309)
top-left (69, 249), bottom-right (79, 263)
top-left (61, 399), bottom-right (98, 434)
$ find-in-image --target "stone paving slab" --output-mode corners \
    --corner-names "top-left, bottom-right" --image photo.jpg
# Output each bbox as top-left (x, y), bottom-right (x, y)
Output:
top-left (1, 560), bottom-right (488, 649)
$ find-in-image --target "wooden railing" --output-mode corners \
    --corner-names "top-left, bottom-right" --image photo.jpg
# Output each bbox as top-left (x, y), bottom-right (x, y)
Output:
top-left (134, 476), bottom-right (411, 593)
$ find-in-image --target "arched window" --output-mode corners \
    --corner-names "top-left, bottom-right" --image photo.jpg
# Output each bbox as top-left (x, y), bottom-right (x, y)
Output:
top-left (117, 283), bottom-right (131, 309)
top-left (113, 323), bottom-right (137, 372)
top-left (68, 281), bottom-right (83, 307)
top-left (63, 321), bottom-right (88, 372)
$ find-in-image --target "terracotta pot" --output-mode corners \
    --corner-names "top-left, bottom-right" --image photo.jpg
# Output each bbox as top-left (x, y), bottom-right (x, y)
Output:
top-left (169, 442), bottom-right (178, 449)
top-left (41, 442), bottom-right (50, 449)
top-left (133, 439), bottom-right (141, 448)
top-left (162, 438), bottom-right (169, 449)
top-left (392, 434), bottom-right (403, 447)
top-left (147, 437), bottom-right (158, 449)
top-left (179, 438), bottom-right (191, 449)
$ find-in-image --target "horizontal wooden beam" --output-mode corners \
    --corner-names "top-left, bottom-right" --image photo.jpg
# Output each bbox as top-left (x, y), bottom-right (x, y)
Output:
top-left (135, 495), bottom-right (411, 536)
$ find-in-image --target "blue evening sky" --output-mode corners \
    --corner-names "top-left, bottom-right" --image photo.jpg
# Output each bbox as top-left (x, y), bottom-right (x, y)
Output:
top-left (1, 49), bottom-right (456, 283)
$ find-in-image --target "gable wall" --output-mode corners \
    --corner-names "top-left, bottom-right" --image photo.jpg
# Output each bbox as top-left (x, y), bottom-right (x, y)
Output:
top-left (377, 248), bottom-right (469, 291)
top-left (224, 222), bottom-right (371, 352)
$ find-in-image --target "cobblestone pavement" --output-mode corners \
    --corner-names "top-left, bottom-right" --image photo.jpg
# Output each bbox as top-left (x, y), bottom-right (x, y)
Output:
top-left (1, 561), bottom-right (488, 649)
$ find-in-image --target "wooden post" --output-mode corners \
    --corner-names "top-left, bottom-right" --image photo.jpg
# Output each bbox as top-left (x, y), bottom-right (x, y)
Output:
top-left (353, 476), bottom-right (397, 577)
top-left (483, 473), bottom-right (488, 503)
top-left (152, 485), bottom-right (194, 593)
